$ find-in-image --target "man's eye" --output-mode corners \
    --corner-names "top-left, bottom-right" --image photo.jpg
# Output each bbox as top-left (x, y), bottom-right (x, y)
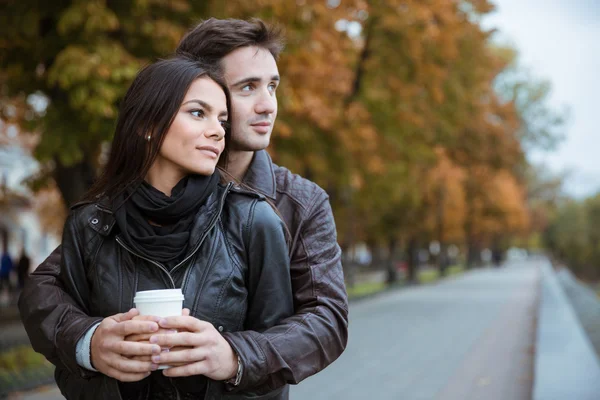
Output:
top-left (241, 84), bottom-right (253, 92)
top-left (268, 83), bottom-right (277, 92)
top-left (191, 109), bottom-right (204, 117)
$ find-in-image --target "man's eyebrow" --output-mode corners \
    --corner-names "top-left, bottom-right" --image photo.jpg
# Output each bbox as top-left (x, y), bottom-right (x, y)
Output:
top-left (231, 75), bottom-right (281, 87)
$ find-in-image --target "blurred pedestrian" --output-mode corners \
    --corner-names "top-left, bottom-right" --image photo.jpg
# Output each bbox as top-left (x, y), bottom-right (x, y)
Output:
top-left (0, 249), bottom-right (13, 292)
top-left (16, 248), bottom-right (30, 289)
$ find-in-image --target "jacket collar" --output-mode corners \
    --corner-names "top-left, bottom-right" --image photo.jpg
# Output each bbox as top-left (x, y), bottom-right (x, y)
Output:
top-left (242, 150), bottom-right (277, 201)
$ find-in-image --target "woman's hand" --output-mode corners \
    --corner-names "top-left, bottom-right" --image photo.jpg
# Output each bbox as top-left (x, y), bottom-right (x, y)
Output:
top-left (126, 309), bottom-right (190, 364)
top-left (148, 315), bottom-right (238, 380)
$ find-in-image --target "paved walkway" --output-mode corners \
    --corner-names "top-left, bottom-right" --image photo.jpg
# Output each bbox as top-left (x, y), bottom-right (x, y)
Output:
top-left (291, 261), bottom-right (539, 400)
top-left (10, 258), bottom-right (600, 399)
top-left (533, 260), bottom-right (600, 400)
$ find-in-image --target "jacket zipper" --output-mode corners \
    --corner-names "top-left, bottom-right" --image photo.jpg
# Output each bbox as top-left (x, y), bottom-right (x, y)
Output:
top-left (172, 182), bottom-right (233, 283)
top-left (116, 183), bottom-right (232, 400)
top-left (115, 237), bottom-right (176, 288)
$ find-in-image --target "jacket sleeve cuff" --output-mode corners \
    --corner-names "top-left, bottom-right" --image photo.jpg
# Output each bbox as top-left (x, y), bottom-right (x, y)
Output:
top-left (76, 322), bottom-right (101, 371)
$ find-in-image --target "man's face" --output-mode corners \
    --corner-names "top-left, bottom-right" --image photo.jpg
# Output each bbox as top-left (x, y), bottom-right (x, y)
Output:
top-left (221, 46), bottom-right (279, 152)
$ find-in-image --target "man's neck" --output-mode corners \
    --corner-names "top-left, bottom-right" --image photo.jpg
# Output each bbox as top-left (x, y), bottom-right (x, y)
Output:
top-left (223, 150), bottom-right (255, 182)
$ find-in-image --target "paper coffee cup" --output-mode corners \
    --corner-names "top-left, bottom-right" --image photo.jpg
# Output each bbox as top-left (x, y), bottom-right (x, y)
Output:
top-left (134, 289), bottom-right (184, 370)
top-left (133, 288), bottom-right (184, 318)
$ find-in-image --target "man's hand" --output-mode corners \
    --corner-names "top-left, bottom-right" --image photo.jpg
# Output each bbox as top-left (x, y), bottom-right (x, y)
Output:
top-left (148, 315), bottom-right (237, 380)
top-left (90, 308), bottom-right (162, 382)
top-left (126, 309), bottom-right (190, 364)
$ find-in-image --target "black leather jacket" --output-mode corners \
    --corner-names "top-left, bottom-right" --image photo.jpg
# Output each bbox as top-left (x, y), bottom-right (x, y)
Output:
top-left (41, 182), bottom-right (294, 399)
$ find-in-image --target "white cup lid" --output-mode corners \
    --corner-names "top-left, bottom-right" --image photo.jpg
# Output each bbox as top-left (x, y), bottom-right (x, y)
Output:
top-left (134, 288), bottom-right (184, 303)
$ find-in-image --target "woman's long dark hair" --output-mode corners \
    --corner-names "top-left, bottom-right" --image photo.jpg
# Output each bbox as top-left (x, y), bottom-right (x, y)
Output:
top-left (83, 57), bottom-right (230, 203)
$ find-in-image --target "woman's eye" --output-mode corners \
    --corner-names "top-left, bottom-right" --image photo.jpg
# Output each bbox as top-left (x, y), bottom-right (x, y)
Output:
top-left (220, 120), bottom-right (230, 129)
top-left (191, 109), bottom-right (204, 118)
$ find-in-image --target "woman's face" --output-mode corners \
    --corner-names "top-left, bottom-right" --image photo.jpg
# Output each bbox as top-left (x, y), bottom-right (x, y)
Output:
top-left (153, 77), bottom-right (228, 181)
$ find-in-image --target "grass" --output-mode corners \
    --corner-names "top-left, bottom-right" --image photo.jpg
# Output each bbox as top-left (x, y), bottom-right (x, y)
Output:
top-left (418, 265), bottom-right (465, 284)
top-left (0, 345), bottom-right (49, 372)
top-left (0, 345), bottom-right (55, 394)
top-left (346, 265), bottom-right (466, 299)
top-left (347, 281), bottom-right (387, 298)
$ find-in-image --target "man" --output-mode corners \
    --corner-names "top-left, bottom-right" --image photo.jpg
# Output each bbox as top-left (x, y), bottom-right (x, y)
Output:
top-left (19, 18), bottom-right (348, 397)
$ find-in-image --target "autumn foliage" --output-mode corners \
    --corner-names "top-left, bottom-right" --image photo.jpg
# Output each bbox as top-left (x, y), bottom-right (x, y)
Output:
top-left (0, 1), bottom-right (564, 273)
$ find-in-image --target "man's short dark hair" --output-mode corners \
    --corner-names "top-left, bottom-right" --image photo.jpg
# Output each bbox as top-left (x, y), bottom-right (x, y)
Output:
top-left (176, 18), bottom-right (285, 64)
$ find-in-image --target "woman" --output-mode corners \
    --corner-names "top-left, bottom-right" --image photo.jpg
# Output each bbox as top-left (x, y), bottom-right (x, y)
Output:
top-left (53, 57), bottom-right (293, 399)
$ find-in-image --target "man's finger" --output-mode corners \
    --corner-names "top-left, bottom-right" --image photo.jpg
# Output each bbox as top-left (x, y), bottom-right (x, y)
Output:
top-left (113, 340), bottom-right (161, 357)
top-left (114, 320), bottom-right (159, 337)
top-left (126, 328), bottom-right (177, 343)
top-left (112, 308), bottom-right (139, 323)
top-left (158, 316), bottom-right (207, 331)
top-left (182, 308), bottom-right (190, 316)
top-left (131, 315), bottom-right (162, 323)
top-left (163, 361), bottom-right (206, 377)
top-left (152, 348), bottom-right (206, 365)
top-left (150, 331), bottom-right (207, 348)
top-left (130, 355), bottom-right (152, 362)
top-left (107, 355), bottom-right (157, 374)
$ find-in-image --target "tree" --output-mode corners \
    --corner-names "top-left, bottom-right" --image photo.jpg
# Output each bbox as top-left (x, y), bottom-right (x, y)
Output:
top-left (0, 0), bottom-right (212, 206)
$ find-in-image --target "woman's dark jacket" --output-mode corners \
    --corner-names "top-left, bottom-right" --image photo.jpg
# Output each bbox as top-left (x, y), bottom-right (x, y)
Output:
top-left (42, 182), bottom-right (294, 399)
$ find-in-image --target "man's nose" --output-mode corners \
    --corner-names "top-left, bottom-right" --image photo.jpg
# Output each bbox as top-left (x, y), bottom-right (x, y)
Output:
top-left (254, 88), bottom-right (276, 115)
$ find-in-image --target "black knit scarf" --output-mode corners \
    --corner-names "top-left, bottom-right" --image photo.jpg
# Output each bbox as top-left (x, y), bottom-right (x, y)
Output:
top-left (114, 172), bottom-right (220, 266)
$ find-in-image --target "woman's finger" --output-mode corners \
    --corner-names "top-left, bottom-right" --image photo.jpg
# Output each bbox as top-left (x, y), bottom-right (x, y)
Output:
top-left (126, 329), bottom-right (177, 343)
top-left (152, 347), bottom-right (206, 365)
top-left (150, 331), bottom-right (206, 348)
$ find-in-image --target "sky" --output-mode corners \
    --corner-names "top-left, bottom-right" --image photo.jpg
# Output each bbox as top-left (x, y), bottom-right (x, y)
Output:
top-left (482, 0), bottom-right (600, 198)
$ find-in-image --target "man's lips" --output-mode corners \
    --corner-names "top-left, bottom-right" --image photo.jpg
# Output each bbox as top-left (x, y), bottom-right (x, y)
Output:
top-left (196, 145), bottom-right (220, 158)
top-left (251, 121), bottom-right (272, 133)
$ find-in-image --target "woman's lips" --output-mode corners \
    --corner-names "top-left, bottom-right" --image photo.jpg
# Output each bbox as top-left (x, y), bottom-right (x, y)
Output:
top-left (196, 145), bottom-right (220, 158)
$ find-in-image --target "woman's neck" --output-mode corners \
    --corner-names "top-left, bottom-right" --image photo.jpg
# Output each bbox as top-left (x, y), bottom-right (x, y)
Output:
top-left (145, 161), bottom-right (185, 196)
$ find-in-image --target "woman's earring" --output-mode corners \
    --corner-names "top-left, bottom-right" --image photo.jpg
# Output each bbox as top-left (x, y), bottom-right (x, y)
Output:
top-left (146, 135), bottom-right (151, 142)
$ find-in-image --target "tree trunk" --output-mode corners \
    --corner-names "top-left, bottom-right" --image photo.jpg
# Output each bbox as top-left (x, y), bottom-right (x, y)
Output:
top-left (436, 183), bottom-right (448, 276)
top-left (464, 172), bottom-right (477, 269)
top-left (406, 237), bottom-right (418, 284)
top-left (341, 242), bottom-right (356, 289)
top-left (53, 157), bottom-right (97, 208)
top-left (386, 237), bottom-right (398, 284)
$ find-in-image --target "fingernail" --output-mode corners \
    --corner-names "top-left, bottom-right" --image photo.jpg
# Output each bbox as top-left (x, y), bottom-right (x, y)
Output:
top-left (152, 345), bottom-right (161, 354)
top-left (149, 324), bottom-right (159, 332)
top-left (152, 355), bottom-right (161, 363)
top-left (161, 348), bottom-right (170, 353)
top-left (150, 336), bottom-right (158, 344)
top-left (151, 363), bottom-right (158, 371)
top-left (158, 318), bottom-right (167, 326)
top-left (167, 330), bottom-right (177, 334)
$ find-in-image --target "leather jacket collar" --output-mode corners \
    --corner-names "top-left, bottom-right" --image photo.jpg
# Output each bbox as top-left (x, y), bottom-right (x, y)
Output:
top-left (242, 150), bottom-right (277, 201)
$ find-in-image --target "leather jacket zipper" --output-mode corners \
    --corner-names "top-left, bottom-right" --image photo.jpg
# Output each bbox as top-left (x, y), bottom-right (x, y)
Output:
top-left (115, 237), bottom-right (176, 288)
top-left (172, 182), bottom-right (233, 282)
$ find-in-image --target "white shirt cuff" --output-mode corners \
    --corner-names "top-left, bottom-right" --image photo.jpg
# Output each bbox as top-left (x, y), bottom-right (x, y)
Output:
top-left (76, 322), bottom-right (101, 371)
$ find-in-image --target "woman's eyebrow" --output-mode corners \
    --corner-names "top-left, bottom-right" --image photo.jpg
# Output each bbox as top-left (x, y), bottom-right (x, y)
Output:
top-left (182, 99), bottom-right (212, 111)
